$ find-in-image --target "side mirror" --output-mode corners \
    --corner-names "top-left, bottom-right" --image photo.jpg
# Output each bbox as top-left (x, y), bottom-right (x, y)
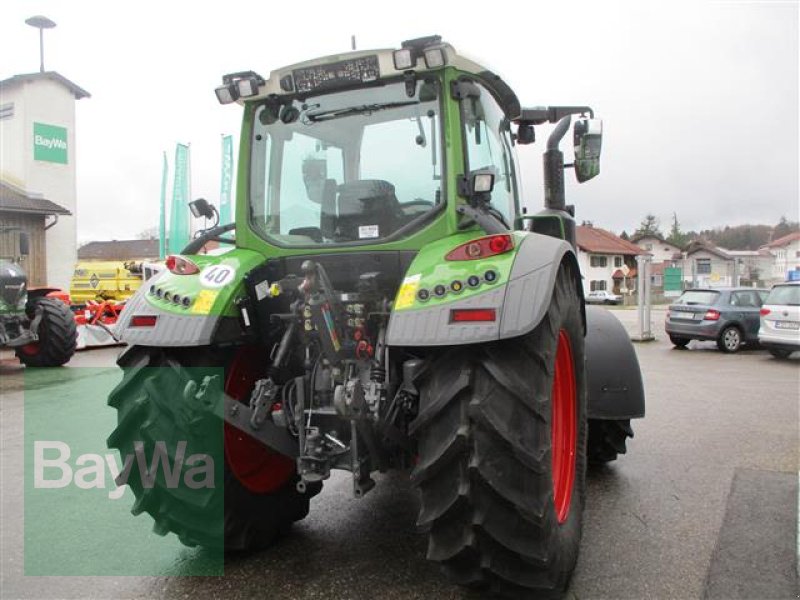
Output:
top-left (18, 232), bottom-right (30, 256)
top-left (573, 118), bottom-right (602, 183)
top-left (189, 198), bottom-right (216, 220)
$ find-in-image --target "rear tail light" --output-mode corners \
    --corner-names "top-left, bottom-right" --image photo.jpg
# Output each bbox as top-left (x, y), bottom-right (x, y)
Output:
top-left (704, 309), bottom-right (721, 321)
top-left (760, 308), bottom-right (770, 316)
top-left (130, 315), bottom-right (158, 327)
top-left (450, 308), bottom-right (496, 323)
top-left (166, 255), bottom-right (199, 275)
top-left (446, 234), bottom-right (514, 261)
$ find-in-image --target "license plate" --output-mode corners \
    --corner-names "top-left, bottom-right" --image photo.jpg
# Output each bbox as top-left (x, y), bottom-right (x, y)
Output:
top-left (672, 312), bottom-right (695, 320)
top-left (775, 321), bottom-right (800, 330)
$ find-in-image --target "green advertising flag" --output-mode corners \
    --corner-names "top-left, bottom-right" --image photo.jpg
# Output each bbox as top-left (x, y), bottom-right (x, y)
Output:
top-left (168, 144), bottom-right (191, 254)
top-left (219, 135), bottom-right (234, 224)
top-left (33, 122), bottom-right (68, 164)
top-left (159, 152), bottom-right (168, 259)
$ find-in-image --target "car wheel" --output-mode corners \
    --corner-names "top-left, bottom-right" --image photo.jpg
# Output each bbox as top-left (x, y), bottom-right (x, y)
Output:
top-left (768, 347), bottom-right (792, 359)
top-left (717, 326), bottom-right (742, 353)
top-left (669, 336), bottom-right (690, 348)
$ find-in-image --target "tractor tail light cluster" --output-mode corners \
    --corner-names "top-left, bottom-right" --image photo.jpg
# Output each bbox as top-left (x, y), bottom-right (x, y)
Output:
top-left (166, 255), bottom-right (200, 275)
top-left (445, 234), bottom-right (514, 261)
top-left (704, 309), bottom-right (721, 321)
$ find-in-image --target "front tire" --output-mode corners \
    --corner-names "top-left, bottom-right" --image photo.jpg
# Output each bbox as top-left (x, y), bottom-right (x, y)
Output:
top-left (587, 419), bottom-right (634, 464)
top-left (15, 297), bottom-right (77, 367)
top-left (107, 346), bottom-right (318, 551)
top-left (717, 325), bottom-right (742, 353)
top-left (412, 263), bottom-right (587, 597)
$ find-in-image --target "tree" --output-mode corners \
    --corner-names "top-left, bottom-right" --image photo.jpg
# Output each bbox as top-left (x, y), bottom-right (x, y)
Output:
top-left (666, 213), bottom-right (688, 248)
top-left (619, 230), bottom-right (630, 241)
top-left (773, 216), bottom-right (799, 241)
top-left (634, 214), bottom-right (661, 238)
top-left (136, 226), bottom-right (159, 240)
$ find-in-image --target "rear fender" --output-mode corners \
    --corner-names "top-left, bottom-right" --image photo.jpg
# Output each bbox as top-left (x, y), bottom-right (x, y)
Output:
top-left (386, 232), bottom-right (580, 345)
top-left (585, 305), bottom-right (646, 419)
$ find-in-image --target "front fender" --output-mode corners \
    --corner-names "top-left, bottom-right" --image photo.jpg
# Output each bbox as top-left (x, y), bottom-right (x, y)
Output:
top-left (386, 232), bottom-right (576, 346)
top-left (116, 248), bottom-right (263, 347)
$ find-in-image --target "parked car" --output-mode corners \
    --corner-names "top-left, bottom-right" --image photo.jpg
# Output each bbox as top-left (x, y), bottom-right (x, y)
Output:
top-left (665, 287), bottom-right (768, 352)
top-left (758, 282), bottom-right (800, 359)
top-left (586, 290), bottom-right (622, 305)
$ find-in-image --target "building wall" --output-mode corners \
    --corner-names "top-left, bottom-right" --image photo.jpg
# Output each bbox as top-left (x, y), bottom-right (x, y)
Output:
top-left (0, 211), bottom-right (47, 286)
top-left (768, 239), bottom-right (800, 281)
top-left (682, 249), bottom-right (734, 288)
top-left (0, 78), bottom-right (77, 289)
top-left (634, 236), bottom-right (681, 263)
top-left (578, 251), bottom-right (631, 293)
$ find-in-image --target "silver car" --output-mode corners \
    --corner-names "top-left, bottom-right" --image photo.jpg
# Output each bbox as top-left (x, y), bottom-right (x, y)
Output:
top-left (758, 282), bottom-right (800, 359)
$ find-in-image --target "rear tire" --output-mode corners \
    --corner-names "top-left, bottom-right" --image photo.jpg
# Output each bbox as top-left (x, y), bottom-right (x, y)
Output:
top-left (587, 419), bottom-right (633, 464)
top-left (669, 336), bottom-right (690, 348)
top-left (107, 346), bottom-right (318, 551)
top-left (412, 263), bottom-right (587, 597)
top-left (717, 325), bottom-right (742, 353)
top-left (768, 347), bottom-right (793, 359)
top-left (15, 297), bottom-right (77, 367)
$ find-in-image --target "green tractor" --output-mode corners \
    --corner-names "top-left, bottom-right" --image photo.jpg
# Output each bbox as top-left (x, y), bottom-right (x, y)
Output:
top-left (108, 36), bottom-right (644, 596)
top-left (0, 230), bottom-right (77, 366)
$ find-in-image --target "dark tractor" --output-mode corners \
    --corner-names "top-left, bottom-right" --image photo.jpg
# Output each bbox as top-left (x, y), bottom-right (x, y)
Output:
top-left (108, 36), bottom-right (645, 597)
top-left (0, 229), bottom-right (77, 366)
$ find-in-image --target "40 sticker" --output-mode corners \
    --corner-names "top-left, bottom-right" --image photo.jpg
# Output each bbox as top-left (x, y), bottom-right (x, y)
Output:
top-left (199, 264), bottom-right (236, 288)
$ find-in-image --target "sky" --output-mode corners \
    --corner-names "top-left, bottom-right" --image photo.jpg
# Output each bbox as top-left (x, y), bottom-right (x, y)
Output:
top-left (1, 0), bottom-right (798, 243)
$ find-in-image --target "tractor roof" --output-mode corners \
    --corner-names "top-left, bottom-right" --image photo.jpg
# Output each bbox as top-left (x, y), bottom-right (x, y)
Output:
top-left (222, 37), bottom-right (522, 118)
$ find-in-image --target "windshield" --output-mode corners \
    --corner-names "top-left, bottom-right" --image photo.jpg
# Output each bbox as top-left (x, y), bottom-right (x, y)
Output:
top-left (766, 285), bottom-right (800, 306)
top-left (675, 290), bottom-right (720, 306)
top-left (249, 79), bottom-right (442, 246)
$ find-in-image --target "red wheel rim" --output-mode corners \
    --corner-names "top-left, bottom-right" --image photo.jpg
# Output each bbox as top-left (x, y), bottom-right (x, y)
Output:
top-left (551, 329), bottom-right (577, 524)
top-left (223, 347), bottom-right (295, 494)
top-left (19, 343), bottom-right (40, 356)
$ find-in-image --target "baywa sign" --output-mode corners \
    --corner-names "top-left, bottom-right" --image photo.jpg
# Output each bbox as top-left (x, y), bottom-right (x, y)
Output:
top-left (33, 122), bottom-right (68, 164)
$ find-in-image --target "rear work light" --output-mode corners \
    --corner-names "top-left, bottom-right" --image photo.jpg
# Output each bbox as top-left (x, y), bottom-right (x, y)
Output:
top-left (704, 309), bottom-right (721, 321)
top-left (165, 255), bottom-right (200, 275)
top-left (760, 308), bottom-right (771, 316)
top-left (445, 234), bottom-right (514, 261)
top-left (130, 315), bottom-right (158, 327)
top-left (450, 308), bottom-right (496, 323)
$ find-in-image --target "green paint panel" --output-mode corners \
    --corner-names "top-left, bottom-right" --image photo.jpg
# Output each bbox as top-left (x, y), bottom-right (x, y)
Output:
top-left (393, 231), bottom-right (527, 311)
top-left (144, 249), bottom-right (264, 317)
top-left (33, 122), bottom-right (68, 164)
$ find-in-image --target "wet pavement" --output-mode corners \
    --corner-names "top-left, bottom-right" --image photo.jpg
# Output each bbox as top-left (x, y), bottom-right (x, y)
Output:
top-left (1, 309), bottom-right (797, 599)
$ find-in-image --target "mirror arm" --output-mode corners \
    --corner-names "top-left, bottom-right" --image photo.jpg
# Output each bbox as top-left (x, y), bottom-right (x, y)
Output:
top-left (181, 222), bottom-right (236, 255)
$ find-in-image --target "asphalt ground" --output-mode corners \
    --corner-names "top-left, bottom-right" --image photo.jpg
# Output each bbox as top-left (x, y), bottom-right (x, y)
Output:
top-left (1, 307), bottom-right (797, 599)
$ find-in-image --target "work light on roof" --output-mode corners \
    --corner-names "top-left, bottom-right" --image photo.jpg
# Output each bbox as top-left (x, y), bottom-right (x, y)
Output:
top-left (215, 84), bottom-right (238, 105)
top-left (423, 47), bottom-right (445, 68)
top-left (237, 77), bottom-right (260, 98)
top-left (393, 48), bottom-right (414, 70)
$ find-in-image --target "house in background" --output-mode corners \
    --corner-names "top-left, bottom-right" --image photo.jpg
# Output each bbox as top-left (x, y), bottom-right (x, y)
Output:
top-left (682, 240), bottom-right (735, 288)
top-left (761, 231), bottom-right (800, 283)
top-left (77, 239), bottom-right (159, 261)
top-left (576, 225), bottom-right (645, 295)
top-left (630, 233), bottom-right (682, 263)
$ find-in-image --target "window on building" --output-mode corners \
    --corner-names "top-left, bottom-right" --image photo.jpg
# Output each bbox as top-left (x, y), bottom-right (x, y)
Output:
top-left (0, 103), bottom-right (13, 121)
top-left (590, 280), bottom-right (607, 291)
top-left (614, 256), bottom-right (623, 268)
top-left (696, 258), bottom-right (711, 274)
top-left (590, 255), bottom-right (608, 268)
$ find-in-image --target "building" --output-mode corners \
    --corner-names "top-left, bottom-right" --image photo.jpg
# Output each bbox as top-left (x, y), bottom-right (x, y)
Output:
top-left (682, 240), bottom-right (735, 288)
top-left (630, 233), bottom-right (682, 263)
top-left (576, 225), bottom-right (645, 295)
top-left (0, 71), bottom-right (90, 289)
top-left (761, 231), bottom-right (800, 283)
top-left (0, 180), bottom-right (71, 286)
top-left (720, 249), bottom-right (773, 287)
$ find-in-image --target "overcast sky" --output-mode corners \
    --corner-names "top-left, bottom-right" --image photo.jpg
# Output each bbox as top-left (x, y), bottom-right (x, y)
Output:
top-left (1, 0), bottom-right (797, 242)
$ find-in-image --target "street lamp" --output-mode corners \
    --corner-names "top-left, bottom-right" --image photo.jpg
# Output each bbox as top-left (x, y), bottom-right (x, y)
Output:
top-left (25, 15), bottom-right (56, 73)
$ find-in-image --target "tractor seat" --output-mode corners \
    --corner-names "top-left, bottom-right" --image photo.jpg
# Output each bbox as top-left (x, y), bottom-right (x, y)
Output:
top-left (325, 180), bottom-right (402, 242)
